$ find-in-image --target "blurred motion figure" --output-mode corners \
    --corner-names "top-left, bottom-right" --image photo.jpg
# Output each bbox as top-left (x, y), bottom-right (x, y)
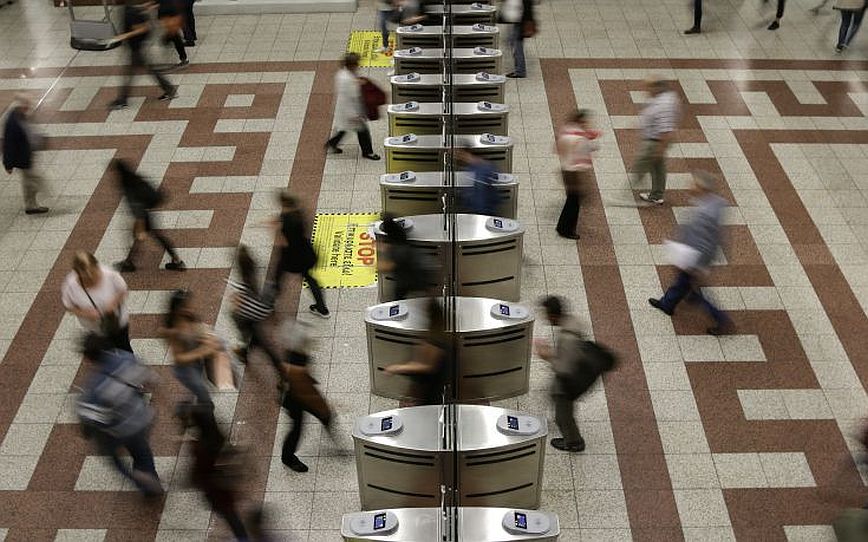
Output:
top-left (3, 94), bottom-right (48, 214)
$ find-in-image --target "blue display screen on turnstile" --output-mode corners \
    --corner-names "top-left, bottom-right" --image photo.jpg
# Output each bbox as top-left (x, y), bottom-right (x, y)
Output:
top-left (507, 415), bottom-right (519, 430)
top-left (374, 513), bottom-right (387, 530)
top-left (514, 512), bottom-right (527, 529)
top-left (381, 417), bottom-right (393, 431)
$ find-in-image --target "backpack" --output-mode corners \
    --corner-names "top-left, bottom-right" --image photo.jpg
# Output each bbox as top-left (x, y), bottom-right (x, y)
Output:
top-left (77, 351), bottom-right (152, 438)
top-left (557, 334), bottom-right (617, 400)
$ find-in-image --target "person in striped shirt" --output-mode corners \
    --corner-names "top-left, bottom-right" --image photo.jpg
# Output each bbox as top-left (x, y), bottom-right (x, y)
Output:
top-left (634, 77), bottom-right (681, 206)
top-left (229, 245), bottom-right (282, 369)
top-left (555, 109), bottom-right (600, 240)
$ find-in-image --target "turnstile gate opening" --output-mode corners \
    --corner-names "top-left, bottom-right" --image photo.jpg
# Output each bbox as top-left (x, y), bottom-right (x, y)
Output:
top-left (391, 73), bottom-right (506, 103)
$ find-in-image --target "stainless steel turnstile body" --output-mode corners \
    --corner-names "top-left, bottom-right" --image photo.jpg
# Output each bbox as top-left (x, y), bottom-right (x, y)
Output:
top-left (354, 405), bottom-right (547, 510)
top-left (374, 214), bottom-right (523, 301)
top-left (366, 296), bottom-right (533, 401)
top-left (394, 48), bottom-right (503, 75)
top-left (388, 102), bottom-right (509, 137)
top-left (391, 73), bottom-right (505, 103)
top-left (396, 25), bottom-right (499, 49)
top-left (342, 507), bottom-right (560, 541)
top-left (426, 4), bottom-right (497, 25)
top-left (380, 171), bottom-right (518, 218)
top-left (385, 134), bottom-right (513, 173)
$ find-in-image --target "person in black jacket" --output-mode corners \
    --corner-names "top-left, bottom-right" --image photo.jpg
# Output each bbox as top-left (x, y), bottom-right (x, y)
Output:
top-left (268, 191), bottom-right (330, 318)
top-left (111, 158), bottom-right (185, 272)
top-left (3, 96), bottom-right (48, 214)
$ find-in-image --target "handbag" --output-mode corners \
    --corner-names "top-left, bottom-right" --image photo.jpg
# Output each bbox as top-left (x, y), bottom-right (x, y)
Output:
top-left (360, 78), bottom-right (387, 121)
top-left (663, 240), bottom-right (701, 271)
top-left (522, 19), bottom-right (538, 38)
top-left (83, 287), bottom-right (122, 338)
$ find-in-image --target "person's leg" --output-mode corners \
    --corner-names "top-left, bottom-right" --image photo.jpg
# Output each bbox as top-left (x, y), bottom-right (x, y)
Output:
top-left (20, 168), bottom-right (42, 210)
top-left (356, 126), bottom-right (376, 157)
top-left (142, 212), bottom-right (183, 265)
top-left (301, 270), bottom-right (329, 314)
top-left (838, 11), bottom-right (853, 48)
top-left (556, 192), bottom-right (580, 237)
top-left (183, 0), bottom-right (197, 42)
top-left (326, 130), bottom-right (347, 150)
top-left (170, 32), bottom-right (187, 62)
top-left (658, 270), bottom-right (692, 312)
top-left (649, 148), bottom-right (667, 201)
top-left (248, 321), bottom-right (283, 370)
top-left (553, 394), bottom-right (582, 446)
top-left (116, 46), bottom-right (141, 104)
top-left (776, 0), bottom-right (785, 19)
top-left (124, 429), bottom-right (159, 477)
top-left (281, 398), bottom-right (308, 471)
top-left (378, 10), bottom-right (390, 50)
top-left (693, 0), bottom-right (702, 30)
top-left (512, 25), bottom-right (527, 77)
top-left (845, 8), bottom-right (866, 46)
top-left (173, 362), bottom-right (213, 406)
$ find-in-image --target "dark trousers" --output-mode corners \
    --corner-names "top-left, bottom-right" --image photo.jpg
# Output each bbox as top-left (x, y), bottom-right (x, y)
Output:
top-left (281, 392), bottom-right (331, 462)
top-left (659, 270), bottom-right (727, 325)
top-left (765, 0), bottom-right (785, 18)
top-left (552, 393), bottom-right (582, 446)
top-left (97, 428), bottom-right (158, 493)
top-left (838, 8), bottom-right (866, 47)
top-left (327, 127), bottom-right (374, 156)
top-left (273, 254), bottom-right (328, 313)
top-left (693, 0), bottom-right (702, 28)
top-left (125, 213), bottom-right (181, 266)
top-left (163, 31), bottom-right (187, 61)
top-left (182, 0), bottom-right (197, 41)
top-left (118, 45), bottom-right (173, 103)
top-left (232, 315), bottom-right (282, 370)
top-left (556, 192), bottom-right (582, 237)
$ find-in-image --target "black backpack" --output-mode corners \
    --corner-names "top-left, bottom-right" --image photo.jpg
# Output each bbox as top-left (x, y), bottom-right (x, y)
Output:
top-left (558, 335), bottom-right (618, 400)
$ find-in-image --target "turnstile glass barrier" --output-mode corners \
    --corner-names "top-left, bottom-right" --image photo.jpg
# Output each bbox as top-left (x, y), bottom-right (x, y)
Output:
top-left (388, 102), bottom-right (509, 137)
top-left (385, 134), bottom-right (513, 173)
top-left (380, 171), bottom-right (518, 218)
top-left (373, 214), bottom-right (523, 302)
top-left (342, 508), bottom-right (560, 541)
top-left (426, 4), bottom-right (497, 25)
top-left (396, 24), bottom-right (499, 49)
top-left (394, 48), bottom-right (503, 76)
top-left (391, 73), bottom-right (505, 103)
top-left (366, 296), bottom-right (533, 401)
top-left (354, 405), bottom-right (546, 510)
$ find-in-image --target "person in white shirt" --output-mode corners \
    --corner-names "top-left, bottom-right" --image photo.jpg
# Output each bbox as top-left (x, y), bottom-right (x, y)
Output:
top-left (634, 77), bottom-right (681, 205)
top-left (555, 109), bottom-right (600, 239)
top-left (61, 252), bottom-right (132, 352)
top-left (324, 53), bottom-right (380, 161)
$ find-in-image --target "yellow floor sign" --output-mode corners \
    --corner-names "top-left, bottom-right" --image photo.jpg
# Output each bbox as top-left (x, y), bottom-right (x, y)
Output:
top-left (347, 30), bottom-right (395, 68)
top-left (309, 213), bottom-right (380, 289)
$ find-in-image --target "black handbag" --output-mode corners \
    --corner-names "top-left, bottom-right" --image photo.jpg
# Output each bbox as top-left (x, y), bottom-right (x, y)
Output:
top-left (83, 288), bottom-right (123, 338)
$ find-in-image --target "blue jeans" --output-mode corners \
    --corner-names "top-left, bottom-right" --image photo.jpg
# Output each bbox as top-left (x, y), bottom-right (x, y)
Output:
top-left (378, 10), bottom-right (392, 49)
top-left (173, 361), bottom-right (212, 406)
top-left (508, 23), bottom-right (526, 76)
top-left (659, 270), bottom-right (727, 326)
top-left (97, 428), bottom-right (159, 494)
top-left (838, 8), bottom-right (866, 47)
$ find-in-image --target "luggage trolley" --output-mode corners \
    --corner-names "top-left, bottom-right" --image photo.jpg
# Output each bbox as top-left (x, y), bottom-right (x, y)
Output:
top-left (68, 0), bottom-right (122, 51)
top-left (391, 72), bottom-right (506, 103)
top-left (388, 102), bottom-right (509, 136)
top-left (393, 47), bottom-right (503, 75)
top-left (396, 24), bottom-right (499, 49)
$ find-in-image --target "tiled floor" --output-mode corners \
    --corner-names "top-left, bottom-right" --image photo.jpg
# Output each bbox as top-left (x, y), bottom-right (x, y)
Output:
top-left (0, 0), bottom-right (867, 540)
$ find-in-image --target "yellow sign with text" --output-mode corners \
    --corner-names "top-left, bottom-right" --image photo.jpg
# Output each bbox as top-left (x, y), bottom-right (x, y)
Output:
top-left (309, 213), bottom-right (379, 289)
top-left (347, 30), bottom-right (395, 68)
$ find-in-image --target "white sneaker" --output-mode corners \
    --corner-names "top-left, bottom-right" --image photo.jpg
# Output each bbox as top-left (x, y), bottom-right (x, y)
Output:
top-left (639, 192), bottom-right (664, 205)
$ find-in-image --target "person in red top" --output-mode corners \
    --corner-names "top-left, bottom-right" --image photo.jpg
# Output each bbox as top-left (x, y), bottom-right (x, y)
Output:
top-left (555, 109), bottom-right (600, 240)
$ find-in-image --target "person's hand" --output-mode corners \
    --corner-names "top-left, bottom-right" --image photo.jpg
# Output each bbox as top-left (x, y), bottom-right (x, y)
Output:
top-left (81, 307), bottom-right (101, 321)
top-left (533, 339), bottom-right (552, 360)
top-left (383, 365), bottom-right (398, 375)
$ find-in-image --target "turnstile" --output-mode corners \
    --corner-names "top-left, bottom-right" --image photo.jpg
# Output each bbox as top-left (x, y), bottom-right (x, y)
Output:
top-left (373, 214), bottom-right (523, 301)
top-left (388, 102), bottom-right (509, 137)
top-left (385, 134), bottom-right (513, 173)
top-left (354, 405), bottom-right (547, 510)
top-left (396, 24), bottom-right (499, 49)
top-left (381, 171), bottom-right (518, 218)
top-left (342, 508), bottom-right (560, 541)
top-left (366, 296), bottom-right (533, 401)
top-left (391, 73), bottom-right (506, 103)
top-left (426, 4), bottom-right (498, 25)
top-left (394, 48), bottom-right (503, 76)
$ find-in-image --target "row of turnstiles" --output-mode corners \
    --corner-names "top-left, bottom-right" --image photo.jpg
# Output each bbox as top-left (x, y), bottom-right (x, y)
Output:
top-left (341, 4), bottom-right (561, 540)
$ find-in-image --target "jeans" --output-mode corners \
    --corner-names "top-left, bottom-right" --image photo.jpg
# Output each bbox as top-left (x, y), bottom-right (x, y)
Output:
top-left (838, 8), bottom-right (866, 47)
top-left (173, 361), bottom-right (212, 406)
top-left (552, 393), bottom-right (582, 446)
top-left (97, 427), bottom-right (159, 494)
top-left (20, 167), bottom-right (46, 210)
top-left (659, 270), bottom-right (727, 326)
top-left (633, 139), bottom-right (667, 200)
top-left (377, 10), bottom-right (392, 49)
top-left (327, 127), bottom-right (375, 157)
top-left (118, 45), bottom-right (173, 103)
top-left (508, 23), bottom-right (526, 76)
top-left (125, 212), bottom-right (181, 266)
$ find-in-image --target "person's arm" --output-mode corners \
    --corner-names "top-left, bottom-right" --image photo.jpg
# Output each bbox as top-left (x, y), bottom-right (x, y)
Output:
top-left (533, 338), bottom-right (554, 362)
top-left (168, 333), bottom-right (221, 364)
top-left (113, 22), bottom-right (150, 43)
top-left (61, 283), bottom-right (101, 321)
top-left (384, 342), bottom-right (441, 375)
top-left (102, 273), bottom-right (129, 314)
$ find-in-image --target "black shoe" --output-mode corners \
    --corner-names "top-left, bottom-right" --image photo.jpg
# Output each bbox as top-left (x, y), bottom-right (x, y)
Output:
top-left (177, 59), bottom-right (189, 67)
top-left (325, 143), bottom-right (343, 154)
top-left (556, 229), bottom-right (580, 240)
top-left (108, 99), bottom-right (128, 110)
top-left (707, 320), bottom-right (734, 336)
top-left (648, 298), bottom-right (674, 316)
top-left (767, 20), bottom-right (780, 30)
top-left (551, 437), bottom-right (585, 452)
top-left (24, 206), bottom-right (49, 215)
top-left (184, 40), bottom-right (196, 47)
top-left (115, 260), bottom-right (136, 273)
top-left (309, 304), bottom-right (331, 319)
top-left (158, 86), bottom-right (178, 101)
top-left (506, 72), bottom-right (526, 79)
top-left (684, 27), bottom-right (701, 35)
top-left (363, 153), bottom-right (381, 161)
top-left (282, 455), bottom-right (309, 473)
top-left (165, 260), bottom-right (186, 271)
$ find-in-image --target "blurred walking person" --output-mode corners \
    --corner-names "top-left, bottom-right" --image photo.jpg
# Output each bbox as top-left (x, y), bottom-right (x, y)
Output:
top-left (502, 0), bottom-right (536, 78)
top-left (268, 192), bottom-right (330, 318)
top-left (685, 0), bottom-right (703, 34)
top-left (110, 0), bottom-right (177, 110)
top-left (62, 252), bottom-right (133, 352)
top-left (77, 333), bottom-right (162, 496)
top-left (3, 95), bottom-right (48, 214)
top-left (648, 171), bottom-right (732, 335)
top-left (229, 245), bottom-right (281, 368)
top-left (456, 148), bottom-right (499, 217)
top-left (325, 53), bottom-right (381, 160)
top-left (634, 77), bottom-right (680, 206)
top-left (377, 0), bottom-right (397, 53)
top-left (555, 109), bottom-right (600, 239)
top-left (279, 320), bottom-right (333, 473)
top-left (111, 158), bottom-right (186, 273)
top-left (157, 0), bottom-right (189, 67)
top-left (377, 214), bottom-right (436, 300)
top-left (161, 289), bottom-right (218, 409)
top-left (833, 0), bottom-right (866, 52)
top-left (384, 298), bottom-right (448, 406)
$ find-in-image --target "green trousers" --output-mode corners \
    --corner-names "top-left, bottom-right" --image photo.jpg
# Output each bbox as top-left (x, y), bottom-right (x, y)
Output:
top-left (633, 139), bottom-right (667, 200)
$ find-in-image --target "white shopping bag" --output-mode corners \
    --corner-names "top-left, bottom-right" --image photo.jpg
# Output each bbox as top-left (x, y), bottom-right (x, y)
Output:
top-left (663, 240), bottom-right (701, 271)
